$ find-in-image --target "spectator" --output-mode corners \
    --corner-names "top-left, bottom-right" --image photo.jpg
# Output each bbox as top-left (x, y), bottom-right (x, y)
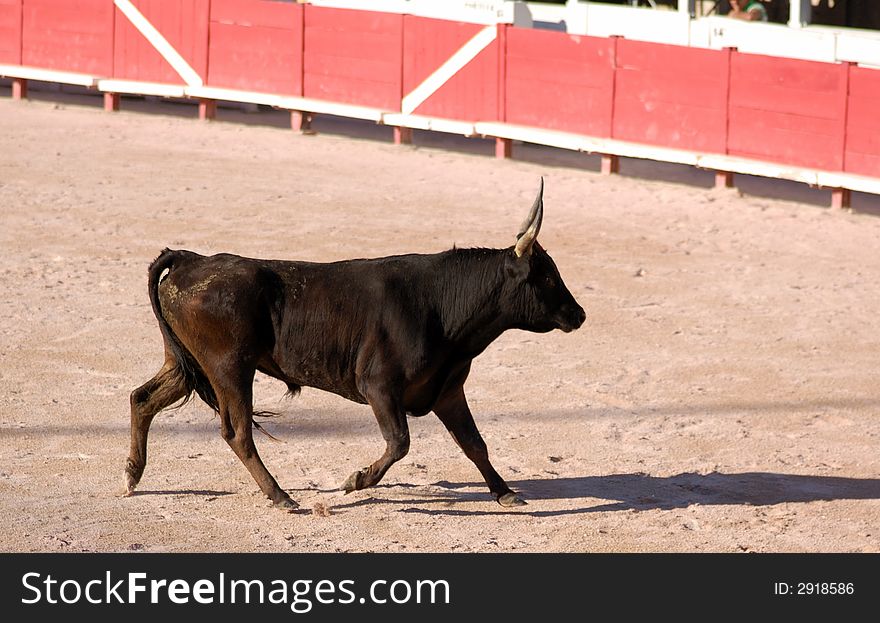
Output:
top-left (729, 0), bottom-right (769, 21)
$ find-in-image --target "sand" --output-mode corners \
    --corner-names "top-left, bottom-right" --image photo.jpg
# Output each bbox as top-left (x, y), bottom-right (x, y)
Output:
top-left (1, 92), bottom-right (878, 552)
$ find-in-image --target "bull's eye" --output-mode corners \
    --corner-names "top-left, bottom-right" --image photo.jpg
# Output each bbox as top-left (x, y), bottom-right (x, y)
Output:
top-left (545, 276), bottom-right (556, 288)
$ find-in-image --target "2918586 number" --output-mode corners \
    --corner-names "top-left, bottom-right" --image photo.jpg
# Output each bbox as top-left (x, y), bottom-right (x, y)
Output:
top-left (797, 583), bottom-right (854, 595)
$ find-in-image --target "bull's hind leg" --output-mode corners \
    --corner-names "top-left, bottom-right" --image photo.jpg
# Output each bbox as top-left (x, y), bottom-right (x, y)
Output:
top-left (433, 385), bottom-right (525, 507)
top-left (342, 387), bottom-right (410, 493)
top-left (213, 367), bottom-right (299, 511)
top-left (124, 359), bottom-right (187, 495)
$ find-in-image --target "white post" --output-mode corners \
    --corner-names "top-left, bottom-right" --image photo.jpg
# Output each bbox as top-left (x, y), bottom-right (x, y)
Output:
top-left (789, 0), bottom-right (811, 28)
top-left (677, 0), bottom-right (695, 18)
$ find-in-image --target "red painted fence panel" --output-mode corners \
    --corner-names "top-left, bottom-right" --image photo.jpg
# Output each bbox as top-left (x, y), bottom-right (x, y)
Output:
top-left (403, 16), bottom-right (499, 121)
top-left (113, 0), bottom-right (209, 85)
top-left (845, 64), bottom-right (880, 178)
top-left (303, 6), bottom-right (402, 109)
top-left (613, 40), bottom-right (729, 153)
top-left (207, 0), bottom-right (302, 95)
top-left (728, 52), bottom-right (847, 171)
top-left (21, 0), bottom-right (113, 74)
top-left (505, 27), bottom-right (614, 137)
top-left (6, 0), bottom-right (880, 191)
top-left (0, 0), bottom-right (21, 65)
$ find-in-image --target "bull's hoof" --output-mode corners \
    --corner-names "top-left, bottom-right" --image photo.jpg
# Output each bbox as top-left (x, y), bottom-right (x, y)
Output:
top-left (341, 469), bottom-right (366, 494)
top-left (122, 471), bottom-right (137, 497)
top-left (122, 463), bottom-right (141, 497)
top-left (496, 492), bottom-right (527, 508)
top-left (273, 497), bottom-right (300, 512)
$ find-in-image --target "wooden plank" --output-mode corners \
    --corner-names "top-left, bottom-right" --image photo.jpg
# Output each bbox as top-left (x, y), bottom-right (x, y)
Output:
top-left (611, 42), bottom-right (729, 153)
top-left (11, 77), bottom-right (26, 99)
top-left (160, 0), bottom-right (209, 79)
top-left (103, 91), bottom-right (119, 111)
top-left (505, 80), bottom-right (612, 133)
top-left (729, 52), bottom-right (846, 119)
top-left (303, 6), bottom-right (402, 111)
top-left (614, 95), bottom-right (727, 152)
top-left (276, 95), bottom-right (385, 121)
top-left (303, 73), bottom-right (400, 110)
top-left (476, 119), bottom-right (880, 196)
top-left (290, 110), bottom-right (312, 132)
top-left (506, 28), bottom-right (614, 89)
top-left (210, 0), bottom-right (295, 28)
top-left (474, 121), bottom-right (701, 165)
top-left (715, 171), bottom-right (734, 189)
top-left (198, 97), bottom-right (216, 120)
top-left (393, 126), bottom-right (412, 145)
top-left (601, 154), bottom-right (619, 175)
top-left (729, 77), bottom-right (844, 120)
top-left (0, 0), bottom-right (22, 65)
top-left (305, 5), bottom-right (401, 31)
top-left (381, 113), bottom-right (476, 136)
top-left (22, 0), bottom-right (113, 74)
top-left (699, 153), bottom-right (818, 184)
top-left (0, 63), bottom-right (98, 86)
top-left (844, 152), bottom-right (880, 178)
top-left (305, 29), bottom-right (401, 58)
top-left (616, 38), bottom-right (727, 77)
top-left (495, 137), bottom-right (511, 158)
top-left (504, 27), bottom-right (613, 137)
top-left (402, 15), bottom-right (498, 120)
top-left (304, 54), bottom-right (400, 81)
top-left (732, 51), bottom-right (846, 91)
top-left (831, 188), bottom-right (851, 209)
top-left (207, 12), bottom-right (302, 95)
top-left (186, 84), bottom-right (282, 106)
top-left (614, 68), bottom-right (728, 109)
top-left (848, 64), bottom-right (880, 97)
top-left (728, 52), bottom-right (847, 171)
top-left (98, 78), bottom-right (186, 97)
top-left (816, 170), bottom-right (880, 195)
top-left (728, 127), bottom-right (842, 171)
top-left (402, 16), bottom-right (479, 94)
top-left (845, 65), bottom-right (880, 177)
top-left (845, 95), bottom-right (880, 135)
top-left (114, 0), bottom-right (208, 85)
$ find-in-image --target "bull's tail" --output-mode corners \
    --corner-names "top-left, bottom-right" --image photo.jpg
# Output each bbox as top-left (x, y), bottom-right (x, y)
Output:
top-left (148, 248), bottom-right (220, 413)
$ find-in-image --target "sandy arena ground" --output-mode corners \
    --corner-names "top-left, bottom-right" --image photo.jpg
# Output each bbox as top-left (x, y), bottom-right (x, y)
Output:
top-left (1, 92), bottom-right (879, 553)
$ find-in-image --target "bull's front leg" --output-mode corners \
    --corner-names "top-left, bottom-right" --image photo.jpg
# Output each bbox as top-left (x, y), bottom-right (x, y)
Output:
top-left (433, 384), bottom-right (526, 507)
top-left (342, 383), bottom-right (410, 493)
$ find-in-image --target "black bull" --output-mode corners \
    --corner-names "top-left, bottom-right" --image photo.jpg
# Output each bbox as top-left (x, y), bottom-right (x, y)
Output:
top-left (124, 181), bottom-right (586, 510)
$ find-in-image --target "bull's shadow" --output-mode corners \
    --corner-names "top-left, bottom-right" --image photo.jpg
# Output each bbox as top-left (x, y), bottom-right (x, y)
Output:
top-left (393, 472), bottom-right (880, 517)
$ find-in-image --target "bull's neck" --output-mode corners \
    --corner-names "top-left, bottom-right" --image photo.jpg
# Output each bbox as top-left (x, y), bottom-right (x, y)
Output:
top-left (434, 248), bottom-right (513, 357)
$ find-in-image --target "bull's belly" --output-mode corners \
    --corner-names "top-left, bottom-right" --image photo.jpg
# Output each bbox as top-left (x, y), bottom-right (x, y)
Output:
top-left (270, 356), bottom-right (470, 415)
top-left (290, 373), bottom-right (368, 405)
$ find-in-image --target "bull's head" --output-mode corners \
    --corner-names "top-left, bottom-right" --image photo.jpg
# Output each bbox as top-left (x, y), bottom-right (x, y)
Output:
top-left (505, 178), bottom-right (586, 334)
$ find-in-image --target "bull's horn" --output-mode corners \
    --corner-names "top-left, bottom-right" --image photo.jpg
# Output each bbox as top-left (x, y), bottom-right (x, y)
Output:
top-left (515, 177), bottom-right (544, 257)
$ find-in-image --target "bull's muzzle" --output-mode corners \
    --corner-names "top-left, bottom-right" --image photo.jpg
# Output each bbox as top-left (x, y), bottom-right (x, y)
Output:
top-left (558, 305), bottom-right (586, 333)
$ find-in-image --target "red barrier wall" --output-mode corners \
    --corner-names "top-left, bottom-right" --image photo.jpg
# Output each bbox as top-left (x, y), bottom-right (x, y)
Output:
top-left (403, 16), bottom-right (499, 121)
top-left (22, 0), bottom-right (113, 74)
top-left (303, 6), bottom-right (402, 109)
top-left (613, 40), bottom-right (729, 153)
top-left (7, 3), bottom-right (880, 190)
top-left (728, 52), bottom-right (848, 171)
top-left (845, 64), bottom-right (880, 178)
top-left (505, 27), bottom-right (614, 137)
top-left (0, 0), bottom-right (21, 65)
top-left (113, 0), bottom-right (208, 84)
top-left (207, 0), bottom-right (303, 95)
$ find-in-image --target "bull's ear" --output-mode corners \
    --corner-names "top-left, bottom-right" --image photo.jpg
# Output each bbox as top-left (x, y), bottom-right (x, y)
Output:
top-left (515, 178), bottom-right (543, 258)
